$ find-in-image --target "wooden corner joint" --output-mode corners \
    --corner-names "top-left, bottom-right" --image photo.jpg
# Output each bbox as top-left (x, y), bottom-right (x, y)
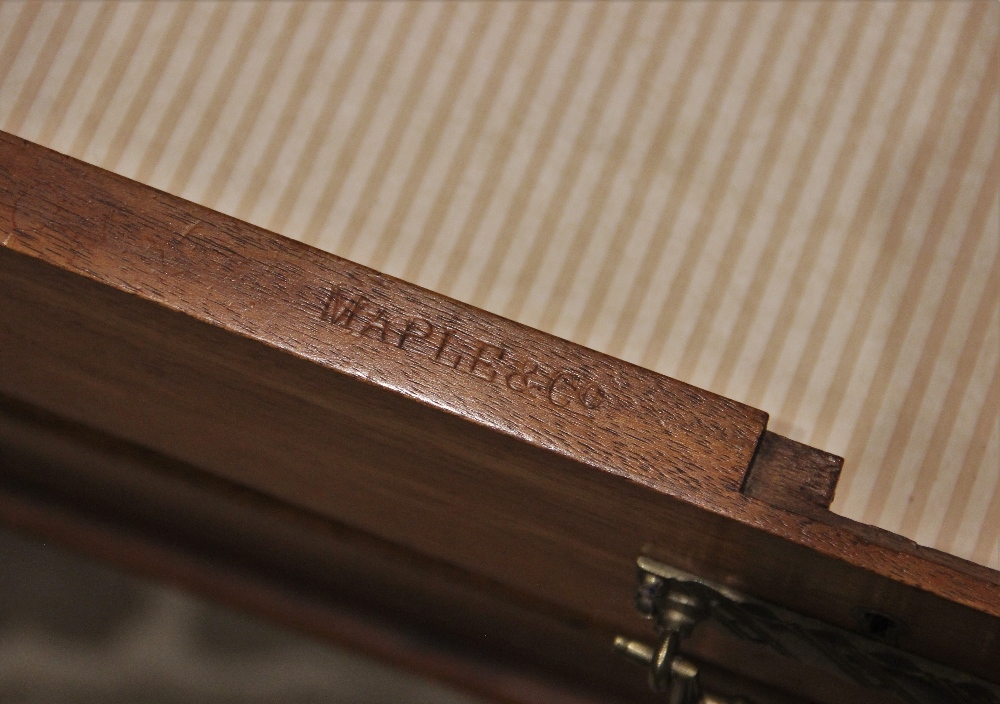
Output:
top-left (741, 430), bottom-right (844, 515)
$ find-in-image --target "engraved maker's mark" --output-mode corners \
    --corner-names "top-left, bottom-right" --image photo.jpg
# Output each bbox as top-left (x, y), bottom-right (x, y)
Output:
top-left (319, 285), bottom-right (608, 414)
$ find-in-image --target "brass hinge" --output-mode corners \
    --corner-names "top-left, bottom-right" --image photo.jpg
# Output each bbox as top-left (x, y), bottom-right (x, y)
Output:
top-left (614, 557), bottom-right (999, 704)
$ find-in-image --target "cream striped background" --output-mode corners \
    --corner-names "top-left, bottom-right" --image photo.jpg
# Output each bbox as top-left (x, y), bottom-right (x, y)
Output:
top-left (1, 1), bottom-right (997, 570)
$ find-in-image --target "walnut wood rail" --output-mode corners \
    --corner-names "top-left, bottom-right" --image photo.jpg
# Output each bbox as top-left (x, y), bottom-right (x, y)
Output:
top-left (0, 393), bottom-right (837, 704)
top-left (0, 131), bottom-right (997, 700)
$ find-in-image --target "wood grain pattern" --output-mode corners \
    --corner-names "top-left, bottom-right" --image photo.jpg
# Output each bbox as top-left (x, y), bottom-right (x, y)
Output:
top-left (743, 431), bottom-right (843, 514)
top-left (2, 0), bottom-right (996, 572)
top-left (0, 392), bottom-right (854, 704)
top-left (1, 132), bottom-right (998, 687)
top-left (0, 127), bottom-right (767, 497)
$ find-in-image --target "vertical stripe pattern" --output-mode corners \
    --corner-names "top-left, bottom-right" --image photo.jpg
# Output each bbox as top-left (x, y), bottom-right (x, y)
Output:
top-left (1, 1), bottom-right (997, 569)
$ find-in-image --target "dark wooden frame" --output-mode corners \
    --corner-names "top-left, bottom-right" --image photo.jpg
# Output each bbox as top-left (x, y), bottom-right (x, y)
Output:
top-left (1, 131), bottom-right (997, 702)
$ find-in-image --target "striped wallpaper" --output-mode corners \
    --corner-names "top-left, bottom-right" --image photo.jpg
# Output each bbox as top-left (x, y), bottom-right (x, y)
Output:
top-left (0, 1), bottom-right (997, 570)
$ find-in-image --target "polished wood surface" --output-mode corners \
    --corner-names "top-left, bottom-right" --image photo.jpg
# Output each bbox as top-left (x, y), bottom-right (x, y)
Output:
top-left (1, 132), bottom-right (998, 690)
top-left (0, 393), bottom-right (846, 704)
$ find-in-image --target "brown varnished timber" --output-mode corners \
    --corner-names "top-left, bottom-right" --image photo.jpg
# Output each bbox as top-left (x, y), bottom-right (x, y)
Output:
top-left (0, 132), bottom-right (998, 685)
top-left (0, 393), bottom-right (848, 704)
top-left (743, 431), bottom-right (843, 514)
